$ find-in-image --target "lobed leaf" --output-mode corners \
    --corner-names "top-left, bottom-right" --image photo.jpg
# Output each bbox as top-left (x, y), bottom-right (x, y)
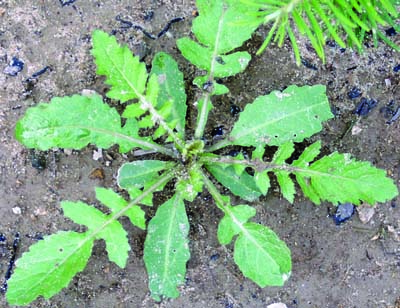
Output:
top-left (91, 30), bottom-right (147, 103)
top-left (62, 201), bottom-right (130, 268)
top-left (229, 85), bottom-right (333, 147)
top-left (293, 152), bottom-right (399, 205)
top-left (6, 231), bottom-right (93, 306)
top-left (144, 194), bottom-right (190, 301)
top-left (15, 94), bottom-right (152, 153)
top-left (206, 164), bottom-right (262, 201)
top-left (176, 0), bottom-right (260, 93)
top-left (95, 187), bottom-right (146, 229)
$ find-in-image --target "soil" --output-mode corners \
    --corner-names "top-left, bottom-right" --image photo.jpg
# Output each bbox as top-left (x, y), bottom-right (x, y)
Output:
top-left (1, 1), bottom-right (400, 308)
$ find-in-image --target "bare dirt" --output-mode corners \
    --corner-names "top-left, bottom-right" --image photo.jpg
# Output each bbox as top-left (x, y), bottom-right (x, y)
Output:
top-left (1, 1), bottom-right (400, 307)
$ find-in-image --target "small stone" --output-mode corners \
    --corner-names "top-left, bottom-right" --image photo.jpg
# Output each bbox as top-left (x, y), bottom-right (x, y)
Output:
top-left (357, 204), bottom-right (375, 224)
top-left (92, 148), bottom-right (103, 161)
top-left (351, 124), bottom-right (362, 135)
top-left (63, 149), bottom-right (73, 155)
top-left (267, 303), bottom-right (287, 308)
top-left (333, 203), bottom-right (355, 225)
top-left (3, 57), bottom-right (24, 76)
top-left (12, 207), bottom-right (22, 215)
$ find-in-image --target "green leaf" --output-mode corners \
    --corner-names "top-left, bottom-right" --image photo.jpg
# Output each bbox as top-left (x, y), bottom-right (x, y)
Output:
top-left (150, 52), bottom-right (187, 139)
top-left (293, 152), bottom-right (399, 205)
top-left (6, 231), bottom-right (93, 306)
top-left (192, 0), bottom-right (260, 54)
top-left (272, 142), bottom-right (295, 164)
top-left (177, 38), bottom-right (251, 78)
top-left (206, 164), bottom-right (262, 201)
top-left (234, 223), bottom-right (291, 287)
top-left (254, 170), bottom-right (270, 195)
top-left (15, 94), bottom-right (152, 153)
top-left (118, 160), bottom-right (172, 187)
top-left (95, 187), bottom-right (146, 230)
top-left (62, 201), bottom-right (129, 268)
top-left (91, 30), bottom-right (147, 103)
top-left (229, 85), bottom-right (333, 147)
top-left (217, 204), bottom-right (256, 245)
top-left (118, 161), bottom-right (173, 206)
top-left (275, 171), bottom-right (295, 203)
top-left (144, 194), bottom-right (190, 301)
top-left (292, 141), bottom-right (321, 167)
top-left (176, 0), bottom-right (259, 93)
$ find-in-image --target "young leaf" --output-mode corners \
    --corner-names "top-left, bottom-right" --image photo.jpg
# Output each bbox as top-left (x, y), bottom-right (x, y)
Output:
top-left (62, 201), bottom-right (130, 268)
top-left (144, 194), bottom-right (190, 301)
top-left (293, 152), bottom-right (399, 205)
top-left (15, 94), bottom-right (155, 153)
top-left (150, 52), bottom-right (187, 139)
top-left (95, 187), bottom-right (146, 230)
top-left (229, 85), bottom-right (333, 147)
top-left (206, 164), bottom-right (262, 201)
top-left (234, 223), bottom-right (291, 287)
top-left (177, 0), bottom-right (259, 85)
top-left (6, 231), bottom-right (93, 306)
top-left (217, 204), bottom-right (256, 245)
top-left (176, 165), bottom-right (204, 202)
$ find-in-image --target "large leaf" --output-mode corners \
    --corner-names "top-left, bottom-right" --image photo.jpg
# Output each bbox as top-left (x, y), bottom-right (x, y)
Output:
top-left (150, 52), bottom-right (187, 139)
top-left (62, 201), bottom-right (130, 268)
top-left (234, 223), bottom-right (291, 287)
top-left (15, 94), bottom-right (152, 153)
top-left (144, 194), bottom-right (190, 301)
top-left (6, 231), bottom-right (93, 306)
top-left (95, 187), bottom-right (146, 230)
top-left (206, 164), bottom-right (262, 201)
top-left (91, 30), bottom-right (147, 103)
top-left (293, 152), bottom-right (399, 205)
top-left (229, 85), bottom-right (333, 147)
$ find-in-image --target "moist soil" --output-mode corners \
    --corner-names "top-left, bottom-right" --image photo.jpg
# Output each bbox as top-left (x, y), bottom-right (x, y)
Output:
top-left (1, 1), bottom-right (400, 307)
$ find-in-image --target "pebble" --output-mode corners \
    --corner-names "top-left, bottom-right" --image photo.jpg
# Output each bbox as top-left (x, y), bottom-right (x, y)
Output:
top-left (333, 203), bottom-right (354, 225)
top-left (12, 207), bottom-right (22, 215)
top-left (356, 203), bottom-right (375, 224)
top-left (353, 97), bottom-right (378, 116)
top-left (347, 87), bottom-right (362, 99)
top-left (3, 57), bottom-right (24, 76)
